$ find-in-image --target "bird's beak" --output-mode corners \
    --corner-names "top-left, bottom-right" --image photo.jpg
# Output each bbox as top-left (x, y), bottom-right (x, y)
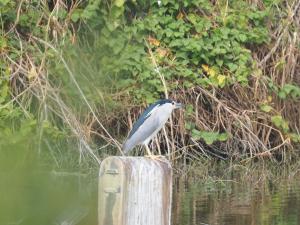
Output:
top-left (175, 102), bottom-right (184, 109)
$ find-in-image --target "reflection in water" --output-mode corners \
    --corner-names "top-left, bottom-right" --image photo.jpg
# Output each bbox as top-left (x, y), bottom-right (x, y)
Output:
top-left (1, 153), bottom-right (300, 225)
top-left (173, 173), bottom-right (300, 225)
top-left (0, 169), bottom-right (98, 225)
top-left (0, 143), bottom-right (99, 225)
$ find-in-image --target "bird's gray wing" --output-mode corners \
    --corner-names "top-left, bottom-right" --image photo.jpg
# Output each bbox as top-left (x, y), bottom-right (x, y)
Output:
top-left (123, 116), bottom-right (160, 154)
top-left (127, 102), bottom-right (160, 139)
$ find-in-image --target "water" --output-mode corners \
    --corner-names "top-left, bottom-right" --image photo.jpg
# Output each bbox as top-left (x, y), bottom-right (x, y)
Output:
top-left (173, 174), bottom-right (300, 225)
top-left (1, 161), bottom-right (300, 225)
top-left (0, 169), bottom-right (98, 225)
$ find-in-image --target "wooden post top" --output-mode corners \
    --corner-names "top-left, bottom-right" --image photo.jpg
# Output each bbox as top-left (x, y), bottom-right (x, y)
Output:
top-left (98, 156), bottom-right (172, 225)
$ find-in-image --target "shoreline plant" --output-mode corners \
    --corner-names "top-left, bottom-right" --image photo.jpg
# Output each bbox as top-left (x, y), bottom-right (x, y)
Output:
top-left (0, 0), bottom-right (299, 167)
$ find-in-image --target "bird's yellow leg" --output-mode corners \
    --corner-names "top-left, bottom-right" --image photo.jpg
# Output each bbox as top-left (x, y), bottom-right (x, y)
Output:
top-left (145, 145), bottom-right (165, 161)
top-left (145, 145), bottom-right (153, 156)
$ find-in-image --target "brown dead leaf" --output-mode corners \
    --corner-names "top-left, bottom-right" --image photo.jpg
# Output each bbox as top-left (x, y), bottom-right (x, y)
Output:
top-left (156, 48), bottom-right (169, 58)
top-left (177, 12), bottom-right (184, 20)
top-left (148, 36), bottom-right (160, 46)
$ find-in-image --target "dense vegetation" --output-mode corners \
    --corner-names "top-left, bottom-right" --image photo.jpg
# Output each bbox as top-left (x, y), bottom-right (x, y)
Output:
top-left (1, 0), bottom-right (300, 167)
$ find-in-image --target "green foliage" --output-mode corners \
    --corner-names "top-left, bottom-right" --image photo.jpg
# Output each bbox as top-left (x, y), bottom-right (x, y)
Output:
top-left (0, 66), bottom-right (9, 104)
top-left (0, 0), bottom-right (72, 151)
top-left (271, 115), bottom-right (289, 133)
top-left (278, 84), bottom-right (300, 100)
top-left (191, 129), bottom-right (229, 145)
top-left (1, 0), bottom-right (299, 162)
top-left (0, 104), bottom-right (37, 150)
top-left (288, 133), bottom-right (300, 143)
top-left (73, 0), bottom-right (271, 102)
top-left (260, 104), bottom-right (273, 113)
top-left (267, 79), bottom-right (300, 100)
top-left (269, 114), bottom-right (300, 144)
top-left (0, 106), bottom-right (64, 150)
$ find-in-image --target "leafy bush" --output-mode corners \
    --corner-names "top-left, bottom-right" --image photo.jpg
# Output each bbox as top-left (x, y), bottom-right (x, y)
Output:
top-left (1, 0), bottom-right (300, 162)
top-left (75, 0), bottom-right (270, 103)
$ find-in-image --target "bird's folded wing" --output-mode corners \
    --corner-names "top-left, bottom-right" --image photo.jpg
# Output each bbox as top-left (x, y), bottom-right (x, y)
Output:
top-left (123, 116), bottom-right (160, 153)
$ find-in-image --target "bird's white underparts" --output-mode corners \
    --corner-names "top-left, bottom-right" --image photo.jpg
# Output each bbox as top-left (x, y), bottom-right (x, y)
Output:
top-left (122, 99), bottom-right (183, 155)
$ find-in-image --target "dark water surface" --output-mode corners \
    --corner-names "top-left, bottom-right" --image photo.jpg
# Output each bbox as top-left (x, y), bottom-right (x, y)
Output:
top-left (173, 174), bottom-right (300, 225)
top-left (1, 164), bottom-right (300, 225)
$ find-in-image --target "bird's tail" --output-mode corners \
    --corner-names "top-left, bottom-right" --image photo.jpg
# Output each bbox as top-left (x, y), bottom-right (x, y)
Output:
top-left (122, 140), bottom-right (134, 155)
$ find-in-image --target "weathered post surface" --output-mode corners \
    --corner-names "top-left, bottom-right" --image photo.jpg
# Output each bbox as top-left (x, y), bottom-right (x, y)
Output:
top-left (98, 156), bottom-right (172, 225)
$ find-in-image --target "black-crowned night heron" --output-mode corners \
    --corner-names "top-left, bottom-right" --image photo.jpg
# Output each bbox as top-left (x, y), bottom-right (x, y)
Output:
top-left (122, 99), bottom-right (183, 157)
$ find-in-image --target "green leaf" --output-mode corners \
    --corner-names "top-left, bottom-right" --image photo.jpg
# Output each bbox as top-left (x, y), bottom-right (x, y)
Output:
top-left (57, 8), bottom-right (67, 19)
top-left (192, 130), bottom-right (228, 145)
top-left (289, 133), bottom-right (300, 142)
top-left (200, 131), bottom-right (219, 145)
top-left (187, 13), bottom-right (197, 25)
top-left (278, 90), bottom-right (286, 99)
top-left (216, 58), bottom-right (223, 66)
top-left (271, 115), bottom-right (289, 133)
top-left (0, 36), bottom-right (7, 49)
top-left (238, 34), bottom-right (247, 42)
top-left (217, 75), bottom-right (226, 87)
top-left (145, 95), bottom-right (156, 104)
top-left (228, 63), bottom-right (238, 72)
top-left (260, 104), bottom-right (272, 112)
top-left (281, 84), bottom-right (295, 94)
top-left (218, 133), bottom-right (229, 141)
top-left (185, 122), bottom-right (194, 131)
top-left (114, 0), bottom-right (125, 7)
top-left (71, 9), bottom-right (82, 22)
top-left (271, 115), bottom-right (283, 128)
top-left (186, 104), bottom-right (194, 114)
